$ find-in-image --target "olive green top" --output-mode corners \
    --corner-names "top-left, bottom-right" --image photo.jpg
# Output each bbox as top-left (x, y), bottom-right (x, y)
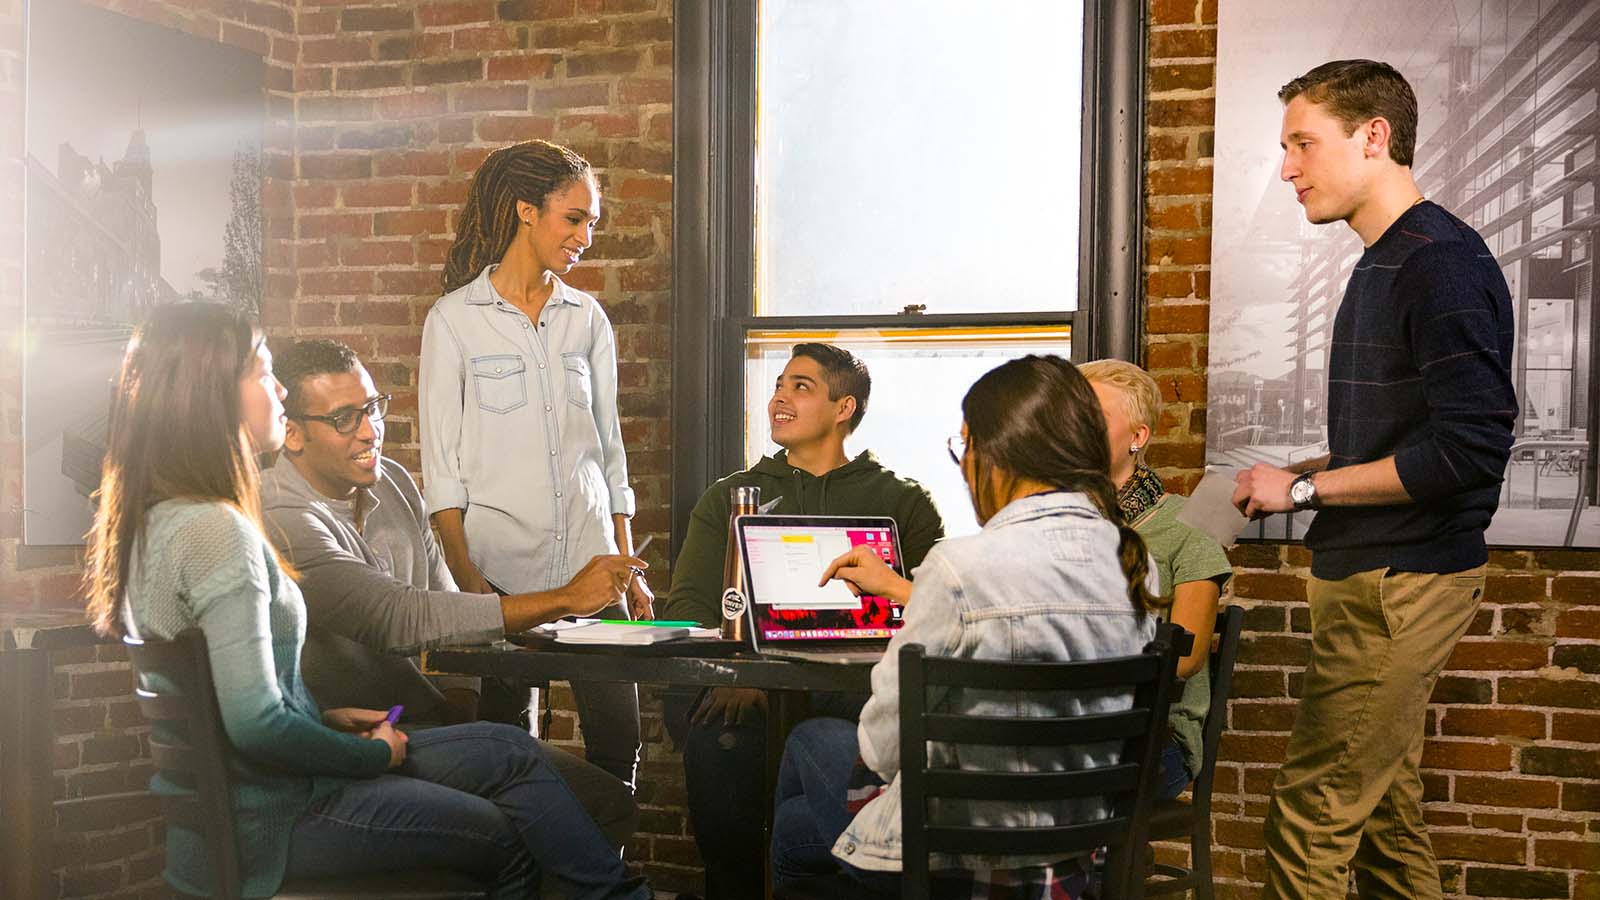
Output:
top-left (1134, 493), bottom-right (1233, 778)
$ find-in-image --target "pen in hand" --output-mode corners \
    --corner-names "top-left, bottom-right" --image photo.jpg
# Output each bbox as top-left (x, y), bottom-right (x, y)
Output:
top-left (628, 534), bottom-right (654, 580)
top-left (384, 704), bottom-right (404, 725)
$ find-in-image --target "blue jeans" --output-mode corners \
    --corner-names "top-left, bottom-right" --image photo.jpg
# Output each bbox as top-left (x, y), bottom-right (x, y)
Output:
top-left (769, 718), bottom-right (897, 895)
top-left (1159, 738), bottom-right (1192, 801)
top-left (284, 722), bottom-right (649, 900)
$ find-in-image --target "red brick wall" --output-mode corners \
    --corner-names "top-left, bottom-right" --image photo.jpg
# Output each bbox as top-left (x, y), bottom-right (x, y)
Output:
top-left (275, 0), bottom-right (682, 886)
top-left (1144, 3), bottom-right (1600, 899)
top-left (2, 1), bottom-right (296, 896)
top-left (4, 1), bottom-right (1596, 898)
top-left (1, 0), bottom-right (680, 895)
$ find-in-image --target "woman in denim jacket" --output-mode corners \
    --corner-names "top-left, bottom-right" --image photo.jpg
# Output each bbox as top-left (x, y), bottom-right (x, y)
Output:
top-left (421, 141), bottom-right (644, 786)
top-left (769, 355), bottom-right (1164, 898)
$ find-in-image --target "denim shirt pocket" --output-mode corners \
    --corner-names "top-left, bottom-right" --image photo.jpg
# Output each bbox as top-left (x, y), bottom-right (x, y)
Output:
top-left (470, 354), bottom-right (528, 414)
top-left (562, 352), bottom-right (593, 410)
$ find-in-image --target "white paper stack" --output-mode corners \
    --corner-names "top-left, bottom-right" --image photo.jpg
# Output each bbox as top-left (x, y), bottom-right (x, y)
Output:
top-left (552, 623), bottom-right (691, 645)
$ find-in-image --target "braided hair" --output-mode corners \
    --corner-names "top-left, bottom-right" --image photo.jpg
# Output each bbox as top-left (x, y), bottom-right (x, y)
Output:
top-left (961, 355), bottom-right (1162, 614)
top-left (442, 140), bottom-right (594, 293)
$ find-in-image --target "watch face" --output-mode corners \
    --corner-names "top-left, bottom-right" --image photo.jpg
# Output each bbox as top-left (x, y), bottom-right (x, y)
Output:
top-left (1291, 477), bottom-right (1314, 505)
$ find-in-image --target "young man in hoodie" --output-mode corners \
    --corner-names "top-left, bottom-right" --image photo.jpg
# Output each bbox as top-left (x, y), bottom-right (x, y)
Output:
top-left (660, 342), bottom-right (944, 897)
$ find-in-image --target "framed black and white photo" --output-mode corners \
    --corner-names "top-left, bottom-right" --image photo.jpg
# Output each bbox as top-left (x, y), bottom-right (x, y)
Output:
top-left (1207, 0), bottom-right (1600, 548)
top-left (23, 0), bottom-right (264, 545)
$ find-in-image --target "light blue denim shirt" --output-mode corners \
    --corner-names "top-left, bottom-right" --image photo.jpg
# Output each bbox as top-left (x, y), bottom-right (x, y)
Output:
top-left (835, 491), bottom-right (1160, 873)
top-left (420, 265), bottom-right (635, 593)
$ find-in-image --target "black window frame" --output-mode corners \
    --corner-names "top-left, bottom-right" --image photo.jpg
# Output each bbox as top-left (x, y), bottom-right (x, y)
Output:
top-left (671, 0), bottom-right (1147, 547)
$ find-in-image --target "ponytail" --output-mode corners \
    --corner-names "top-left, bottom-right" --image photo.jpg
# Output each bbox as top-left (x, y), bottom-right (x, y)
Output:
top-left (961, 355), bottom-right (1164, 616)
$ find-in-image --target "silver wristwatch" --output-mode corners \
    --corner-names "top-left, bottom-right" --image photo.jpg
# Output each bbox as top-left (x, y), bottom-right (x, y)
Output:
top-left (1290, 472), bottom-right (1320, 511)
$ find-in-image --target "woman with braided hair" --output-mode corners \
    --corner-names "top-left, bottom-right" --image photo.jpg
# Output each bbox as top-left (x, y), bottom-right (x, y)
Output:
top-left (421, 140), bottom-right (644, 787)
top-left (771, 355), bottom-right (1164, 897)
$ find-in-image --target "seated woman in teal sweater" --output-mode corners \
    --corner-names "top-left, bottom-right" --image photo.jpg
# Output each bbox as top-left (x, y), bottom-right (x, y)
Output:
top-left (85, 302), bottom-right (650, 900)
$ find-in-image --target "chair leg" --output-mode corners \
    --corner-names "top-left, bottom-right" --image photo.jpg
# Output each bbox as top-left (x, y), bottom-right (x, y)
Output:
top-left (1189, 823), bottom-right (1214, 900)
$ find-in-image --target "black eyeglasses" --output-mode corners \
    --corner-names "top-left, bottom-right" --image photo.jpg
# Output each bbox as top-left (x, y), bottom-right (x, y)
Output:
top-left (294, 394), bottom-right (391, 435)
top-left (946, 435), bottom-right (967, 466)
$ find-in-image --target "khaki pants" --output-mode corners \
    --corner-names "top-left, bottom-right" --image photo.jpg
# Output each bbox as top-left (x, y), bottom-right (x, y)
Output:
top-left (1263, 565), bottom-right (1484, 900)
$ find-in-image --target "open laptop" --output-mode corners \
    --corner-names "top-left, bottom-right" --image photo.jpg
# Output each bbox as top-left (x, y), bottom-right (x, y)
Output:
top-left (734, 514), bottom-right (906, 664)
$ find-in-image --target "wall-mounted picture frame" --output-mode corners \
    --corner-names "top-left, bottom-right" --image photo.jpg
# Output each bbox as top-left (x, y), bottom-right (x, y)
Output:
top-left (23, 0), bottom-right (265, 545)
top-left (1207, 0), bottom-right (1600, 548)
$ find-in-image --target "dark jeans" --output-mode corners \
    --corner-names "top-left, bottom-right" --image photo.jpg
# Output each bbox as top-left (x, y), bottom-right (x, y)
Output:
top-left (283, 722), bottom-right (649, 900)
top-left (1158, 738), bottom-right (1191, 801)
top-left (663, 689), bottom-right (867, 899)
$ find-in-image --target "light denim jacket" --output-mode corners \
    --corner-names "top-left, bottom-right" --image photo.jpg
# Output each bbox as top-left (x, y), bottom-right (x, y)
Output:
top-left (420, 266), bottom-right (634, 593)
top-left (835, 491), bottom-right (1159, 873)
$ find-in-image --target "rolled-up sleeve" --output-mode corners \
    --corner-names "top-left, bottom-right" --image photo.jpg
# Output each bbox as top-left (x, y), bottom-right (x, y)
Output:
top-left (589, 304), bottom-right (636, 517)
top-left (420, 307), bottom-right (470, 513)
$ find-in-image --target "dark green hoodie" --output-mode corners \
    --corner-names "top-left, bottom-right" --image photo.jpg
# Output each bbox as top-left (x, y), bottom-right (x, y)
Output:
top-left (662, 450), bottom-right (945, 628)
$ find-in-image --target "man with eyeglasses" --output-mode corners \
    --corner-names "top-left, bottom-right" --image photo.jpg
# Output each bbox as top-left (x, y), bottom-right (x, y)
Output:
top-left (259, 338), bottom-right (643, 848)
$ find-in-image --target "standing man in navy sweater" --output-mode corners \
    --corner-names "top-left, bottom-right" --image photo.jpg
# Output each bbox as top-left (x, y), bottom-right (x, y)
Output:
top-left (1233, 60), bottom-right (1516, 900)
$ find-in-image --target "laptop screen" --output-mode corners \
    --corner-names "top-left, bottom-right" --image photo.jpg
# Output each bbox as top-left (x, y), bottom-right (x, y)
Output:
top-left (736, 515), bottom-right (906, 643)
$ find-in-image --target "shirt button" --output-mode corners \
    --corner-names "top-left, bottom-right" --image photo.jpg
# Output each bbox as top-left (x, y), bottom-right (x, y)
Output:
top-left (538, 363), bottom-right (546, 370)
top-left (545, 405), bottom-right (552, 411)
top-left (494, 367), bottom-right (503, 374)
top-left (549, 450), bottom-right (557, 456)
top-left (555, 535), bottom-right (564, 542)
top-left (522, 323), bottom-right (529, 329)
top-left (556, 491), bottom-right (562, 497)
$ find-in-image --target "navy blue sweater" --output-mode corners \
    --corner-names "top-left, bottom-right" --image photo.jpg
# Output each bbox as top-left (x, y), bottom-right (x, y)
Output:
top-left (1306, 201), bottom-right (1516, 579)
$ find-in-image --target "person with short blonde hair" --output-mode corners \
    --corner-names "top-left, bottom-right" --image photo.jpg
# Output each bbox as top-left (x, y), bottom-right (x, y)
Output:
top-left (1081, 358), bottom-right (1232, 801)
top-left (1078, 359), bottom-right (1161, 468)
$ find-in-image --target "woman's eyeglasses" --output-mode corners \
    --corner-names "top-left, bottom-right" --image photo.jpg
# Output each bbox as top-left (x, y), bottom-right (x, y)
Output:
top-left (295, 394), bottom-right (392, 435)
top-left (946, 435), bottom-right (966, 466)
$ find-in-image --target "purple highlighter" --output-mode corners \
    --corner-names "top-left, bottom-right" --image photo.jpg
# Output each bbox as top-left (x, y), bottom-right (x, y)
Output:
top-left (384, 704), bottom-right (404, 725)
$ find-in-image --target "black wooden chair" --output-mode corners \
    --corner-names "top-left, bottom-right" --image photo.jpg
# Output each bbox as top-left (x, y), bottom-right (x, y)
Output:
top-left (1144, 605), bottom-right (1246, 900)
top-left (777, 622), bottom-right (1187, 900)
top-left (124, 629), bottom-right (488, 899)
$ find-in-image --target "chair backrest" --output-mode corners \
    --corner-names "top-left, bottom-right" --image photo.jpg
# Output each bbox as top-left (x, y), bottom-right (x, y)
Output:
top-left (1189, 606), bottom-right (1245, 811)
top-left (124, 628), bottom-right (245, 900)
top-left (898, 621), bottom-right (1186, 900)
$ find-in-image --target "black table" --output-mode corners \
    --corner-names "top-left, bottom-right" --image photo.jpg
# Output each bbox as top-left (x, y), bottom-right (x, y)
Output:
top-left (422, 637), bottom-right (876, 898)
top-left (423, 637), bottom-right (874, 692)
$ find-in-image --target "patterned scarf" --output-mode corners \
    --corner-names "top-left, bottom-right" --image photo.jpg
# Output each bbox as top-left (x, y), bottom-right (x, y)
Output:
top-left (1117, 463), bottom-right (1165, 525)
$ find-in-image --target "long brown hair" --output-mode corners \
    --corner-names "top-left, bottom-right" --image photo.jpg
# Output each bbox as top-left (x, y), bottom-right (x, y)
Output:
top-left (85, 302), bottom-right (271, 637)
top-left (961, 355), bottom-right (1161, 614)
top-left (442, 139), bottom-right (594, 293)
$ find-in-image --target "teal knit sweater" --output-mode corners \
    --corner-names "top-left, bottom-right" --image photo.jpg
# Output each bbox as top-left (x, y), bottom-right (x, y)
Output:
top-left (125, 500), bottom-right (391, 897)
